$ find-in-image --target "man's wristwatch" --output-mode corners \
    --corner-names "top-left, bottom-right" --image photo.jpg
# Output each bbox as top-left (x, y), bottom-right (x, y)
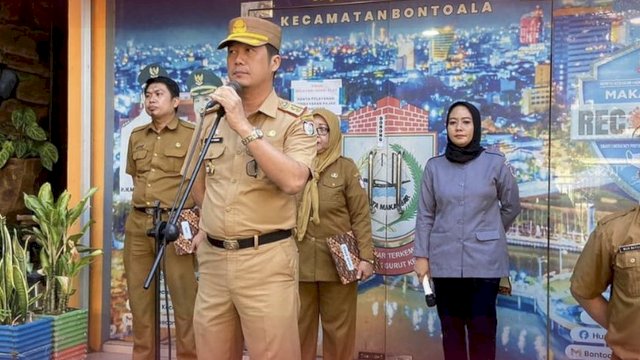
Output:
top-left (241, 128), bottom-right (264, 146)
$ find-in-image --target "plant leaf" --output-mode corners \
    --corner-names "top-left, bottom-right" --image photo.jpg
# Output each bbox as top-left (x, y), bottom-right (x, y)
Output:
top-left (22, 108), bottom-right (37, 125)
top-left (39, 142), bottom-right (59, 170)
top-left (0, 141), bottom-right (14, 168)
top-left (11, 109), bottom-right (25, 131)
top-left (24, 124), bottom-right (47, 141)
top-left (14, 140), bottom-right (28, 158)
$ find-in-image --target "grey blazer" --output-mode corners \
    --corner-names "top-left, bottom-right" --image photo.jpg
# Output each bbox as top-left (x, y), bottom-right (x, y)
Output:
top-left (414, 150), bottom-right (521, 278)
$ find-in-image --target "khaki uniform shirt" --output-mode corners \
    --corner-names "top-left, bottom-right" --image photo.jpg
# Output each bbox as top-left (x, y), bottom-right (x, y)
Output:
top-left (570, 206), bottom-right (640, 359)
top-left (187, 90), bottom-right (316, 238)
top-left (298, 157), bottom-right (374, 282)
top-left (126, 116), bottom-right (196, 209)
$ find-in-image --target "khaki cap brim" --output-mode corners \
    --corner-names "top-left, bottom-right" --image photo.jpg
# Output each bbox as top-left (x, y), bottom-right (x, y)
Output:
top-left (217, 33), bottom-right (269, 49)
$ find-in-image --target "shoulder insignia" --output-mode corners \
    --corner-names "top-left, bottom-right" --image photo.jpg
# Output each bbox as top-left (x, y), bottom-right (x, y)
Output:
top-left (278, 99), bottom-right (306, 117)
top-left (359, 176), bottom-right (366, 189)
top-left (302, 119), bottom-right (315, 136)
top-left (599, 207), bottom-right (638, 226)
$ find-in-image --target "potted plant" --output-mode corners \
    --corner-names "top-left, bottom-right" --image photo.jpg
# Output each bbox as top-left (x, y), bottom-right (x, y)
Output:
top-left (0, 107), bottom-right (59, 221)
top-left (23, 183), bottom-right (101, 359)
top-left (0, 215), bottom-right (52, 359)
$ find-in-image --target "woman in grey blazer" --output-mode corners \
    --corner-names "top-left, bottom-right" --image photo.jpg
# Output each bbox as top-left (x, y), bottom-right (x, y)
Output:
top-left (413, 101), bottom-right (521, 360)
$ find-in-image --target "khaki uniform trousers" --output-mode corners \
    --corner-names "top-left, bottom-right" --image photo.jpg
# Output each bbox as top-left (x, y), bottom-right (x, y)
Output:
top-left (124, 211), bottom-right (198, 360)
top-left (193, 236), bottom-right (301, 360)
top-left (299, 281), bottom-right (358, 360)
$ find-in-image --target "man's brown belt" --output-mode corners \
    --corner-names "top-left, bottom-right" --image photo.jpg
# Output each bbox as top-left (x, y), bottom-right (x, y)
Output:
top-left (134, 207), bottom-right (170, 215)
top-left (207, 229), bottom-right (292, 250)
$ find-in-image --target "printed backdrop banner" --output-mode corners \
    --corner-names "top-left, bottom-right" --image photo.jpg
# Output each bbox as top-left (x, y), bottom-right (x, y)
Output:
top-left (110, 1), bottom-right (640, 359)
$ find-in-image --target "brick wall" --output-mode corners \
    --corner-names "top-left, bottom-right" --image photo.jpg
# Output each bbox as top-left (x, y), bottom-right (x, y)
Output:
top-left (347, 96), bottom-right (430, 134)
top-left (0, 1), bottom-right (52, 130)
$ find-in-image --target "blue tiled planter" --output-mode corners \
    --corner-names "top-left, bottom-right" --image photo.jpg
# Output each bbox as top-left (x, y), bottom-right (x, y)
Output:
top-left (0, 317), bottom-right (53, 360)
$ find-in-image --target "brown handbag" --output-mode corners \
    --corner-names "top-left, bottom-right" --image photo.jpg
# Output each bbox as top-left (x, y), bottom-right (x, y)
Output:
top-left (326, 231), bottom-right (361, 284)
top-left (173, 208), bottom-right (200, 255)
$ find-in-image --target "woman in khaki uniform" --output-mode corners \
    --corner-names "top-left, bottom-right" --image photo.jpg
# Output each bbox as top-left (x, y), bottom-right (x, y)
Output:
top-left (297, 108), bottom-right (375, 360)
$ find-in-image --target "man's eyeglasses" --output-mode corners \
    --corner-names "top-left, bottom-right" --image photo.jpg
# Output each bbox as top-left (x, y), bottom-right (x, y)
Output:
top-left (316, 127), bottom-right (330, 136)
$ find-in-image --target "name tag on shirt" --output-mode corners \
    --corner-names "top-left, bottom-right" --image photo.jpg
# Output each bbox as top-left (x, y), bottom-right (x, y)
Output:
top-left (619, 243), bottom-right (640, 253)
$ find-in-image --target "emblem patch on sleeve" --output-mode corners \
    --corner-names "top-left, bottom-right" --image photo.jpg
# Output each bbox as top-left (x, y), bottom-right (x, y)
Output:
top-left (358, 176), bottom-right (366, 189)
top-left (303, 120), bottom-right (315, 136)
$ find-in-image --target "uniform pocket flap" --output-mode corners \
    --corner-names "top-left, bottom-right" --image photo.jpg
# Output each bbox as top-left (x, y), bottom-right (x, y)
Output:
top-left (321, 175), bottom-right (344, 188)
top-left (615, 251), bottom-right (640, 269)
top-left (476, 230), bottom-right (500, 241)
top-left (164, 147), bottom-right (187, 158)
top-left (204, 144), bottom-right (226, 159)
top-left (132, 149), bottom-right (148, 160)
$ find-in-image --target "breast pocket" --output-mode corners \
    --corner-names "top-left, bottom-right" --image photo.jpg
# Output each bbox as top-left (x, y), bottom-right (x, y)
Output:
top-left (132, 148), bottom-right (150, 172)
top-left (203, 144), bottom-right (226, 179)
top-left (158, 147), bottom-right (187, 173)
top-left (614, 251), bottom-right (640, 297)
top-left (319, 175), bottom-right (344, 203)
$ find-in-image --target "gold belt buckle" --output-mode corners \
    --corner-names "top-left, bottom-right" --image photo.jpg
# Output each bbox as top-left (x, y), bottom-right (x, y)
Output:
top-left (223, 239), bottom-right (240, 250)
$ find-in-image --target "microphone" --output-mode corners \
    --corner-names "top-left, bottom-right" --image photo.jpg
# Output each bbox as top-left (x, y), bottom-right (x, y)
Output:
top-left (423, 274), bottom-right (436, 307)
top-left (204, 80), bottom-right (242, 114)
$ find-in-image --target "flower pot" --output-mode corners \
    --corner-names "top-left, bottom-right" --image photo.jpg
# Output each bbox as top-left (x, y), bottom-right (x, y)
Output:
top-left (0, 317), bottom-right (52, 360)
top-left (37, 308), bottom-right (88, 360)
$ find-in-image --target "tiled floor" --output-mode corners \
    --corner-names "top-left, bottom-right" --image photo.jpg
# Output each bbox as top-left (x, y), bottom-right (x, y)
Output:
top-left (86, 341), bottom-right (133, 360)
top-left (86, 341), bottom-right (251, 359)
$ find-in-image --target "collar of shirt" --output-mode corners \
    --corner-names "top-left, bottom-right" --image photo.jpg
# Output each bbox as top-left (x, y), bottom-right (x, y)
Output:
top-left (143, 116), bottom-right (180, 134)
top-left (255, 89), bottom-right (279, 120)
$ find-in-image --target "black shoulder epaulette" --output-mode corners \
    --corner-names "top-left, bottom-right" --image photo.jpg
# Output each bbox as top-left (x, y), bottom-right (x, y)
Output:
top-left (278, 99), bottom-right (306, 117)
top-left (598, 207), bottom-right (637, 226)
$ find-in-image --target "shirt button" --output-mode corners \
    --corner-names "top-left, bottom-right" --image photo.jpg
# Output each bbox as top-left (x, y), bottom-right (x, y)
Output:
top-left (631, 258), bottom-right (636, 264)
top-left (459, 201), bottom-right (464, 206)
top-left (459, 183), bottom-right (464, 187)
top-left (147, 184), bottom-right (151, 187)
top-left (146, 201), bottom-right (151, 206)
top-left (153, 153), bottom-right (158, 157)
top-left (457, 219), bottom-right (463, 224)
top-left (157, 136), bottom-right (161, 140)
top-left (236, 149), bottom-right (243, 155)
top-left (225, 207), bottom-right (231, 212)
top-left (151, 168), bottom-right (155, 172)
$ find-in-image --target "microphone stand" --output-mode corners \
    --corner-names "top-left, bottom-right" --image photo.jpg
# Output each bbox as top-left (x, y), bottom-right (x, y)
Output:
top-left (143, 106), bottom-right (226, 360)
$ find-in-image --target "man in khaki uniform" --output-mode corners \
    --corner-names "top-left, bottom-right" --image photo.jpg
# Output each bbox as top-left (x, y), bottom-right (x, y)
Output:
top-left (571, 206), bottom-right (640, 360)
top-left (125, 76), bottom-right (198, 360)
top-left (119, 63), bottom-right (169, 200)
top-left (186, 17), bottom-right (316, 360)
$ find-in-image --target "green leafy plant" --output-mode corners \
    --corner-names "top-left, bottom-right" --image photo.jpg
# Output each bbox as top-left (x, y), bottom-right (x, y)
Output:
top-left (0, 215), bottom-right (41, 325)
top-left (23, 183), bottom-right (102, 314)
top-left (0, 107), bottom-right (59, 171)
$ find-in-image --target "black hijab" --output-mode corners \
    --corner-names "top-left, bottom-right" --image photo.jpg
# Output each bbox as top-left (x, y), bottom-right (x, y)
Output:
top-left (444, 101), bottom-right (485, 164)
